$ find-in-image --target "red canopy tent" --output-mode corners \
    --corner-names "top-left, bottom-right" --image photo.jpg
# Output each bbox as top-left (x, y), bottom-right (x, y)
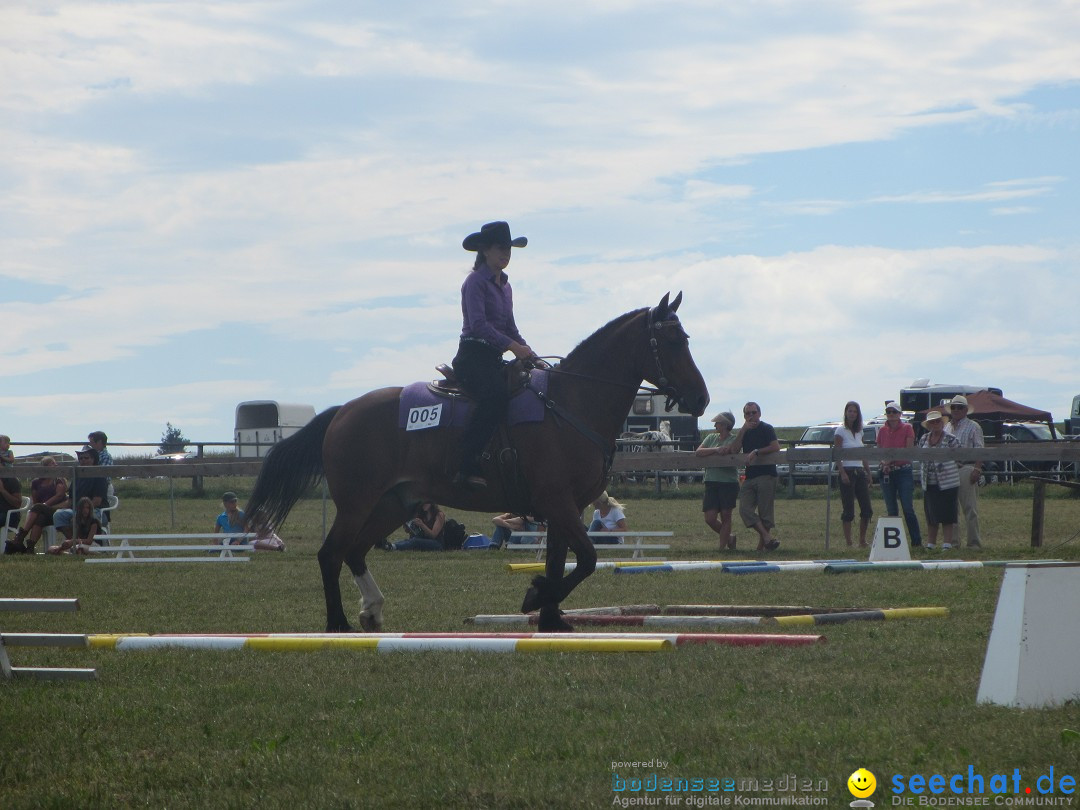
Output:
top-left (922, 390), bottom-right (1056, 440)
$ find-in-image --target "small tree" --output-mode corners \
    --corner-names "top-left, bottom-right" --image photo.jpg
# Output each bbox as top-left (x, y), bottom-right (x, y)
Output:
top-left (159, 422), bottom-right (189, 455)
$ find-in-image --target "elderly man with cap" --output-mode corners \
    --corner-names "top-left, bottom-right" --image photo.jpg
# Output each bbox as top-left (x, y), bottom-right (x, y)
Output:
top-left (877, 402), bottom-right (922, 547)
top-left (451, 221), bottom-right (545, 491)
top-left (696, 410), bottom-right (740, 550)
top-left (944, 395), bottom-right (984, 548)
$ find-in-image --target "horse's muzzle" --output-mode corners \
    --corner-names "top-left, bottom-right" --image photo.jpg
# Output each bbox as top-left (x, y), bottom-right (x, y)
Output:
top-left (676, 392), bottom-right (709, 417)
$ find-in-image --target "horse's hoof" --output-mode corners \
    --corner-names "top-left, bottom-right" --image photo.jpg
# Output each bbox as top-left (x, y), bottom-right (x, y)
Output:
top-left (537, 606), bottom-right (574, 633)
top-left (358, 614), bottom-right (382, 633)
top-left (326, 623), bottom-right (355, 633)
top-left (521, 575), bottom-right (551, 614)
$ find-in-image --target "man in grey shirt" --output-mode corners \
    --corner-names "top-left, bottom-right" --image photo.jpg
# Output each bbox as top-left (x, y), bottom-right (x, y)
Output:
top-left (945, 396), bottom-right (983, 548)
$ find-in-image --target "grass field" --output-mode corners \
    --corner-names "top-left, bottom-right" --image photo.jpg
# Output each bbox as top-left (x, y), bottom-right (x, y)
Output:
top-left (2, 478), bottom-right (1079, 809)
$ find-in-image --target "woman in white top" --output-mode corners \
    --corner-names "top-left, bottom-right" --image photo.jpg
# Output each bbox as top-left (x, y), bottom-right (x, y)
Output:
top-left (834, 401), bottom-right (874, 547)
top-left (588, 492), bottom-right (627, 544)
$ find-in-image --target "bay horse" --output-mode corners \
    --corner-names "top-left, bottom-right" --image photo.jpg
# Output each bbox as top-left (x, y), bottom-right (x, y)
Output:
top-left (244, 292), bottom-right (709, 632)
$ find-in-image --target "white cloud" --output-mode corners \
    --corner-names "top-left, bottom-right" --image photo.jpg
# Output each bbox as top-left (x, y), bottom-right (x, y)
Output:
top-left (0, 0), bottom-right (1078, 445)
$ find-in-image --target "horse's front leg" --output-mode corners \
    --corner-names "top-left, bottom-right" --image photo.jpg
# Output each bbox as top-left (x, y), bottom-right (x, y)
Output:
top-left (345, 547), bottom-right (384, 633)
top-left (344, 493), bottom-right (408, 632)
top-left (521, 509), bottom-right (597, 632)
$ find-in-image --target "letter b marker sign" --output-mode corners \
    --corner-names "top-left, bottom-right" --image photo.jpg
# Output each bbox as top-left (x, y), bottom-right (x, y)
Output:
top-left (869, 517), bottom-right (910, 561)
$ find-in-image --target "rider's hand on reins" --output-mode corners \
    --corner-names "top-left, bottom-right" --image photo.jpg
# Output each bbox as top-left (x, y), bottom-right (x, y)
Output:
top-left (527, 355), bottom-right (551, 370)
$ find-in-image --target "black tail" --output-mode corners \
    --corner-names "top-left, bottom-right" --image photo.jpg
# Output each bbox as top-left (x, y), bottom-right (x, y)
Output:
top-left (244, 405), bottom-right (341, 531)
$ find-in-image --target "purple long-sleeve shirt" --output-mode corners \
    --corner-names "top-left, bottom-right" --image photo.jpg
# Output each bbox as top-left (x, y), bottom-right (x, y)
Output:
top-left (459, 264), bottom-right (525, 351)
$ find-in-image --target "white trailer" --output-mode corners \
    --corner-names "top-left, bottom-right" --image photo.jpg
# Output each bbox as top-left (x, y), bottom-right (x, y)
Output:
top-left (234, 401), bottom-right (317, 458)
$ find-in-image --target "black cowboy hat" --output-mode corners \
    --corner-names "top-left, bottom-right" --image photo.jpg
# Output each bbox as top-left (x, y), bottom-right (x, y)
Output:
top-left (462, 221), bottom-right (528, 251)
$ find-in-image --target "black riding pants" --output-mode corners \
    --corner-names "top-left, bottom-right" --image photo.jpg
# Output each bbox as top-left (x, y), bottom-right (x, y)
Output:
top-left (452, 339), bottom-right (509, 475)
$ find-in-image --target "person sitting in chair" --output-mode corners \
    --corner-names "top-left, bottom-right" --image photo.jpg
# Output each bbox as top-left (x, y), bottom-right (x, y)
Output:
top-left (51, 445), bottom-right (109, 547)
top-left (451, 220), bottom-right (546, 491)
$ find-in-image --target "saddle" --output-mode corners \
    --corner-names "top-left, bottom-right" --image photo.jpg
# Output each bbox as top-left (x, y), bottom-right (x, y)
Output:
top-left (428, 361), bottom-right (533, 399)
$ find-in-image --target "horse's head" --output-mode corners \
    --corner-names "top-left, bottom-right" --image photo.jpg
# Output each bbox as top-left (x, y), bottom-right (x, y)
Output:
top-left (644, 292), bottom-right (710, 417)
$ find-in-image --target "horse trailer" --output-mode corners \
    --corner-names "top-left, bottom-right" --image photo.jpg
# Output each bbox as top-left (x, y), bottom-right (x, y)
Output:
top-left (234, 401), bottom-right (317, 458)
top-left (620, 393), bottom-right (701, 449)
top-left (898, 379), bottom-right (1002, 414)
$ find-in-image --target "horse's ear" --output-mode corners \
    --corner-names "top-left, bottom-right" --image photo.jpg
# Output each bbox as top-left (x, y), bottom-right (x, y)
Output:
top-left (656, 292), bottom-right (671, 317)
top-left (670, 291), bottom-right (683, 313)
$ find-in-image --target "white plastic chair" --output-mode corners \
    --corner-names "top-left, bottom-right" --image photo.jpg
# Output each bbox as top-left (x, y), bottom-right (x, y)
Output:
top-left (98, 494), bottom-right (119, 545)
top-left (1, 496), bottom-right (30, 550)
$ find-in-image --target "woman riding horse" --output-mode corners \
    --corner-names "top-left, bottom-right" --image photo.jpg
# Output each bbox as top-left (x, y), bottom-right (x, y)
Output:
top-left (244, 292), bottom-right (709, 633)
top-left (452, 221), bottom-right (545, 491)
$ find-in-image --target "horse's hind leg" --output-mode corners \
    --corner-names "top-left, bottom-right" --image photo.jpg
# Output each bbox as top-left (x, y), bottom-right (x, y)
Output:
top-left (318, 517), bottom-right (361, 632)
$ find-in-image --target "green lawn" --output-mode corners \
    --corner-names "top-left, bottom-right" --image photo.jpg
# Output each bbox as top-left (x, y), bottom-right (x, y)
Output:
top-left (2, 480), bottom-right (1079, 809)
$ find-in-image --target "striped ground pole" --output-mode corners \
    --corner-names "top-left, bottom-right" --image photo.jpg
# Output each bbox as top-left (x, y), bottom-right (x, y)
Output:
top-left (770, 607), bottom-right (949, 626)
top-left (507, 559), bottom-right (859, 575)
top-left (823, 560), bottom-right (1051, 574)
top-left (471, 608), bottom-right (946, 628)
top-left (87, 632), bottom-right (823, 648)
top-left (87, 635), bottom-right (672, 653)
top-left (561, 604), bottom-right (867, 617)
top-left (475, 614), bottom-right (767, 628)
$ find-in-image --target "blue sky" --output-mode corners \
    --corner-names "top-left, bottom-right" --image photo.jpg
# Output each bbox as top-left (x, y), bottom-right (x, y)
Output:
top-left (2, 1), bottom-right (1079, 456)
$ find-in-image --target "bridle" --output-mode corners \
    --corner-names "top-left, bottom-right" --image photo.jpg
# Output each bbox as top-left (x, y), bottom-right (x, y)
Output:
top-left (645, 306), bottom-right (688, 412)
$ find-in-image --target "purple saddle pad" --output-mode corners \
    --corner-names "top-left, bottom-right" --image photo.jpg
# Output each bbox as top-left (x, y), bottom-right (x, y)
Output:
top-left (398, 368), bottom-right (549, 431)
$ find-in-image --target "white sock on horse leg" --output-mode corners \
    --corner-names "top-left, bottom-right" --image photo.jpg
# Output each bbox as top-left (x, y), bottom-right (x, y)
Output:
top-left (353, 571), bottom-right (384, 621)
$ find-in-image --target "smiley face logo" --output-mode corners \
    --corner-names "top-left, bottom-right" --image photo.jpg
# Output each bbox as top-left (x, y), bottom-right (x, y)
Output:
top-left (848, 768), bottom-right (877, 798)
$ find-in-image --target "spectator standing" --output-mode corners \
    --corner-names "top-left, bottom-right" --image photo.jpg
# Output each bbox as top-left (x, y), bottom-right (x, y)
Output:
top-left (87, 431), bottom-right (114, 531)
top-left (918, 411), bottom-right (961, 549)
top-left (944, 395), bottom-right (984, 549)
top-left (0, 435), bottom-right (14, 467)
top-left (834, 401), bottom-right (874, 548)
top-left (87, 432), bottom-right (113, 466)
top-left (696, 410), bottom-right (739, 551)
top-left (588, 492), bottom-right (627, 544)
top-left (722, 402), bottom-right (781, 552)
top-left (876, 402), bottom-right (922, 547)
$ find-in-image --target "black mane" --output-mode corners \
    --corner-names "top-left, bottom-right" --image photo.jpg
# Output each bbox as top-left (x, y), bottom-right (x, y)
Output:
top-left (561, 307), bottom-right (648, 367)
